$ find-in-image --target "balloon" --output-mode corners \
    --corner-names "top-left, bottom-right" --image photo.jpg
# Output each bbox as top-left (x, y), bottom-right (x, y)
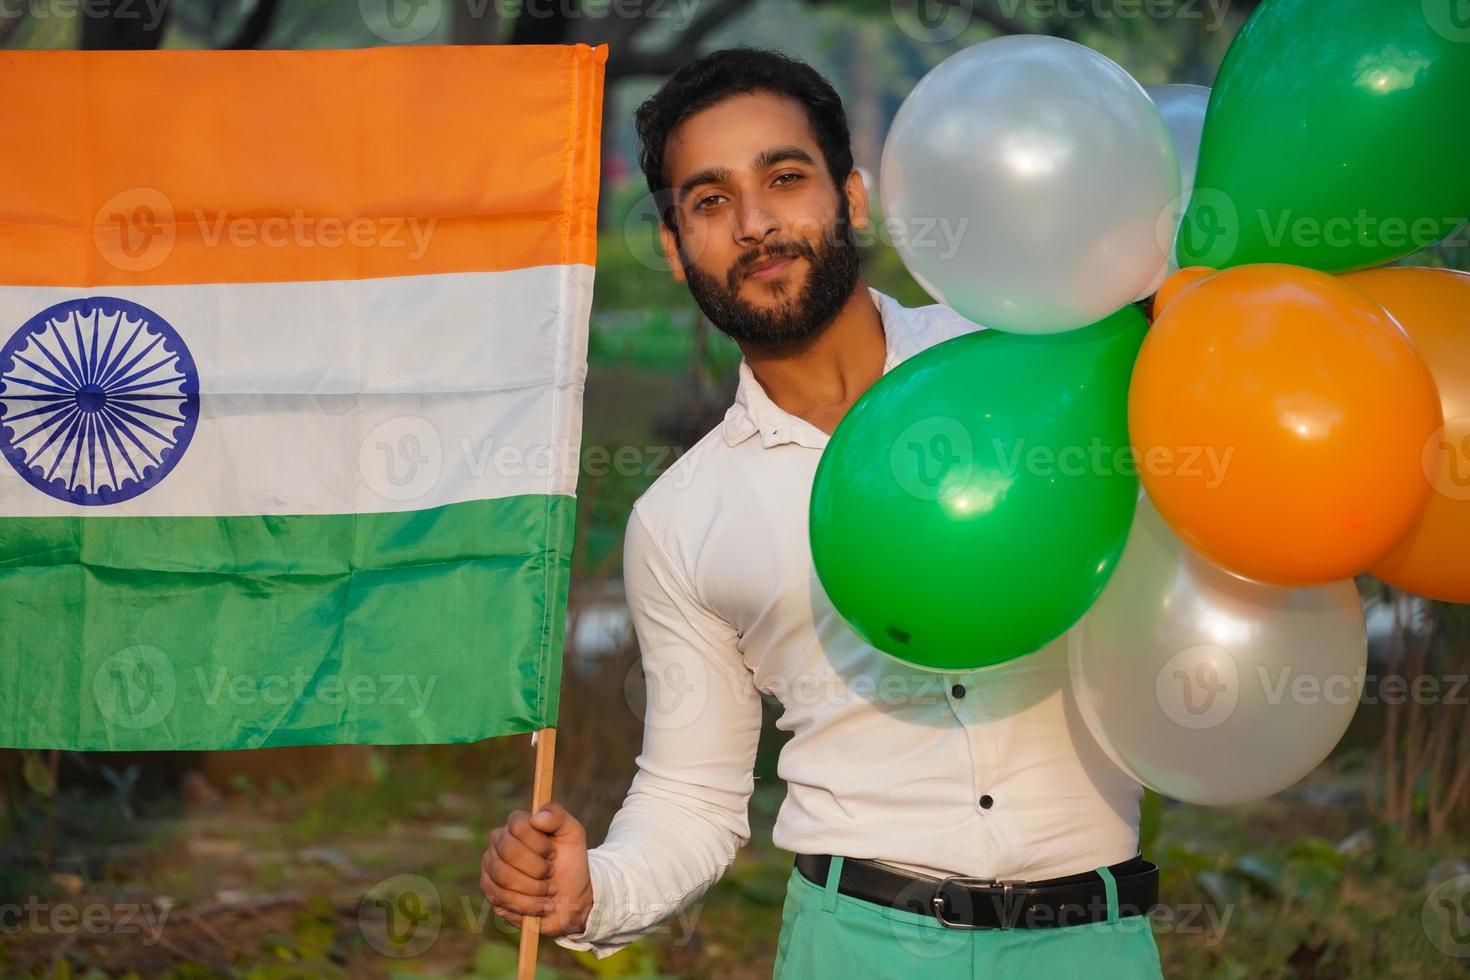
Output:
top-left (1145, 84), bottom-right (1208, 194)
top-left (1145, 83), bottom-right (1209, 272)
top-left (1129, 264), bottom-right (1442, 587)
top-left (1345, 268), bottom-right (1470, 603)
top-left (1176, 0), bottom-right (1470, 272)
top-left (1068, 492), bottom-right (1366, 806)
top-left (810, 306), bottom-right (1146, 672)
top-left (880, 35), bottom-right (1177, 334)
top-left (1149, 264), bottom-right (1211, 319)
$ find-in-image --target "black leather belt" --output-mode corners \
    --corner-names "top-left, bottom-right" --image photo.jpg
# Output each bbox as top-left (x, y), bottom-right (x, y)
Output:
top-left (794, 853), bottom-right (1158, 929)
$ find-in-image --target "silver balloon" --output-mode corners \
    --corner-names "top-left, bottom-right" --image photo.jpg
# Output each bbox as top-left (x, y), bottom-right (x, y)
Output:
top-left (879, 35), bottom-right (1178, 334)
top-left (1068, 493), bottom-right (1366, 806)
top-left (1145, 84), bottom-right (1210, 271)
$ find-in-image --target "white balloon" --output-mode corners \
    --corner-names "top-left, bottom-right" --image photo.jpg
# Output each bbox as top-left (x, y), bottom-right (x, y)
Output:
top-left (880, 35), bottom-right (1178, 334)
top-left (1068, 494), bottom-right (1366, 806)
top-left (1145, 84), bottom-right (1211, 272)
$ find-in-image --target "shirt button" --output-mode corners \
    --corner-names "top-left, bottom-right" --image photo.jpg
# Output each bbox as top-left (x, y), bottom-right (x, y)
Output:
top-left (979, 794), bottom-right (994, 810)
top-left (951, 683), bottom-right (966, 699)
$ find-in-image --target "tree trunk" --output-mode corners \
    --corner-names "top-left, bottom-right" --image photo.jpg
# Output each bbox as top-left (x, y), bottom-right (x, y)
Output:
top-left (453, 0), bottom-right (502, 44)
top-left (80, 0), bottom-right (170, 49)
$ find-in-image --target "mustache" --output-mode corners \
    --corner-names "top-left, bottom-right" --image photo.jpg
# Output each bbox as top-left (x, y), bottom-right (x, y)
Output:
top-left (728, 239), bottom-right (818, 290)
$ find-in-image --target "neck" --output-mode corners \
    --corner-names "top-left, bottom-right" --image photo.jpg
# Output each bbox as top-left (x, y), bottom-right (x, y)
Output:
top-left (739, 279), bottom-right (886, 433)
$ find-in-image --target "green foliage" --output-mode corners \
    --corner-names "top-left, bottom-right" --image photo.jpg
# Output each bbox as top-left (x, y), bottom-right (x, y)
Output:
top-left (567, 942), bottom-right (677, 979)
top-left (857, 236), bottom-right (934, 309)
top-left (591, 223), bottom-right (691, 316)
top-left (20, 751), bottom-right (56, 798)
top-left (725, 858), bottom-right (792, 907)
top-left (1139, 787), bottom-right (1165, 856)
top-left (589, 308), bottom-right (715, 376)
top-left (1154, 801), bottom-right (1470, 979)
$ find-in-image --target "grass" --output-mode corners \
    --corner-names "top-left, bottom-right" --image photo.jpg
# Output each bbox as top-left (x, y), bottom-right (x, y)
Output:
top-left (1151, 795), bottom-right (1469, 978)
top-left (5, 726), bottom-right (1467, 978)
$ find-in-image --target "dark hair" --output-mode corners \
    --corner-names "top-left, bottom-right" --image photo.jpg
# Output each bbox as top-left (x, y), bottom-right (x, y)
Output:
top-left (635, 47), bottom-right (853, 231)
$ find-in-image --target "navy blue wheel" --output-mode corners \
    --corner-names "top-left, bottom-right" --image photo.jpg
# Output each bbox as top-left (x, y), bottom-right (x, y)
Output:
top-left (0, 297), bottom-right (199, 505)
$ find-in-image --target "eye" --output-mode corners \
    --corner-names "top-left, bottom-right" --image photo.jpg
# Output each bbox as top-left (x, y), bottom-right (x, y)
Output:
top-left (773, 172), bottom-right (805, 187)
top-left (693, 194), bottom-right (727, 213)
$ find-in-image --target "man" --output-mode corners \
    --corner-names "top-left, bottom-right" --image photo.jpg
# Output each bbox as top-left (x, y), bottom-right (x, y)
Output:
top-left (479, 47), bottom-right (1164, 977)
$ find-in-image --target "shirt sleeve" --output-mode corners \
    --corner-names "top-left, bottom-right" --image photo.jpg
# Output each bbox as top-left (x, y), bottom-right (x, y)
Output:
top-left (553, 503), bottom-right (765, 959)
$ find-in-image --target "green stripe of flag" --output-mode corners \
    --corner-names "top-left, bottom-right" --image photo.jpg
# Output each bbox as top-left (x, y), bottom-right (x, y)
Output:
top-left (0, 495), bottom-right (572, 750)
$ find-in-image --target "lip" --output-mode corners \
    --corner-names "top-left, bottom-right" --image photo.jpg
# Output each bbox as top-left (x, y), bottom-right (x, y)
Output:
top-left (744, 256), bottom-right (796, 281)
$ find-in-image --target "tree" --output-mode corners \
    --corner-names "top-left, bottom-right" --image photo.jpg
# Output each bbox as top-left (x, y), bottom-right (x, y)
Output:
top-left (77, 0), bottom-right (281, 49)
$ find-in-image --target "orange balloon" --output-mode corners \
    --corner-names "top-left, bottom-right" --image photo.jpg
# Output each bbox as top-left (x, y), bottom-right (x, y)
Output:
top-left (1151, 265), bottom-right (1213, 320)
top-left (1344, 267), bottom-right (1470, 603)
top-left (1128, 264), bottom-right (1442, 587)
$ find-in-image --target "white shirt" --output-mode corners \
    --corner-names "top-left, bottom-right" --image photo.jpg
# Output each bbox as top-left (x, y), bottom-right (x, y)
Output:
top-left (556, 288), bottom-right (1141, 959)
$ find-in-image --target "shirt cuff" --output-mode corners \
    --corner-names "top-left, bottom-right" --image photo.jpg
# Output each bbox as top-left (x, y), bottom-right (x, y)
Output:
top-left (551, 931), bottom-right (628, 959)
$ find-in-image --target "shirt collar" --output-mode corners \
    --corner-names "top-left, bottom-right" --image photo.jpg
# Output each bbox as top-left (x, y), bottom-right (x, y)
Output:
top-left (722, 287), bottom-right (916, 450)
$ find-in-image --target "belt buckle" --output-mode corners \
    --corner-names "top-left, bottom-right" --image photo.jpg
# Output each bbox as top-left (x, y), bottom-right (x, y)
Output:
top-left (931, 876), bottom-right (1026, 930)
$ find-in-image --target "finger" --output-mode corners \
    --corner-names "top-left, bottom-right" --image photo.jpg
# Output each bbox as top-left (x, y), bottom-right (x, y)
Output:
top-left (479, 867), bottom-right (501, 904)
top-left (500, 890), bottom-right (556, 917)
top-left (490, 856), bottom-right (554, 898)
top-left (506, 812), bottom-right (555, 859)
top-left (493, 903), bottom-right (553, 928)
top-left (494, 830), bottom-right (553, 880)
top-left (483, 864), bottom-right (553, 913)
top-left (533, 802), bottom-right (586, 847)
top-left (482, 871), bottom-right (553, 915)
top-left (528, 801), bottom-right (568, 834)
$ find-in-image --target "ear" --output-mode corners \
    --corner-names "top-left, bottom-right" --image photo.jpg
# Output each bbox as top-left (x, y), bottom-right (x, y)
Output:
top-left (658, 221), bottom-right (686, 282)
top-left (844, 168), bottom-right (871, 232)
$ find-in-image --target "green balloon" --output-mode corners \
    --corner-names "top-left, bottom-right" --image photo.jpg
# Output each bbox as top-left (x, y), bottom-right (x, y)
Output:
top-left (1176, 0), bottom-right (1470, 272)
top-left (809, 306), bottom-right (1146, 672)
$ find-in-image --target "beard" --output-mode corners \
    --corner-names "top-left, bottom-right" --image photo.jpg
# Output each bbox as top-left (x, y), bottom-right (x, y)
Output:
top-left (678, 202), bottom-right (862, 348)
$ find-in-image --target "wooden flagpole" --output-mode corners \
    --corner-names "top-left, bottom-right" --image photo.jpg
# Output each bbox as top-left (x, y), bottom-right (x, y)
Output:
top-left (517, 726), bottom-right (557, 980)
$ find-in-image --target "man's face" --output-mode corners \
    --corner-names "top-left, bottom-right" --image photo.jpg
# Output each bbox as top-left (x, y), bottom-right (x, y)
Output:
top-left (658, 91), bottom-right (868, 347)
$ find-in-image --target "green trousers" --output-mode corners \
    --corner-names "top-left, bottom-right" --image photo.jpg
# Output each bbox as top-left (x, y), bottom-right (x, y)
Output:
top-left (772, 856), bottom-right (1165, 979)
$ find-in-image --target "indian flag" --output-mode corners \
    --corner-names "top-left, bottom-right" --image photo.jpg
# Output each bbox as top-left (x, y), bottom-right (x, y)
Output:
top-left (0, 45), bottom-right (605, 750)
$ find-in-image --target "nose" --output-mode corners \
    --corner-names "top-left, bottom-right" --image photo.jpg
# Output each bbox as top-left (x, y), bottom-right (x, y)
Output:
top-left (734, 200), bottom-right (779, 247)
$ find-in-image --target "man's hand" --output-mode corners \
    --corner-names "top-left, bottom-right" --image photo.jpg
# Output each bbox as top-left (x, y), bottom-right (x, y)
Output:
top-left (480, 801), bottom-right (594, 937)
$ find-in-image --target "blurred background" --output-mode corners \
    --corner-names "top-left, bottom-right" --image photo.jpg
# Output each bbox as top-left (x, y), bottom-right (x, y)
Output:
top-left (1, 1), bottom-right (1467, 977)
